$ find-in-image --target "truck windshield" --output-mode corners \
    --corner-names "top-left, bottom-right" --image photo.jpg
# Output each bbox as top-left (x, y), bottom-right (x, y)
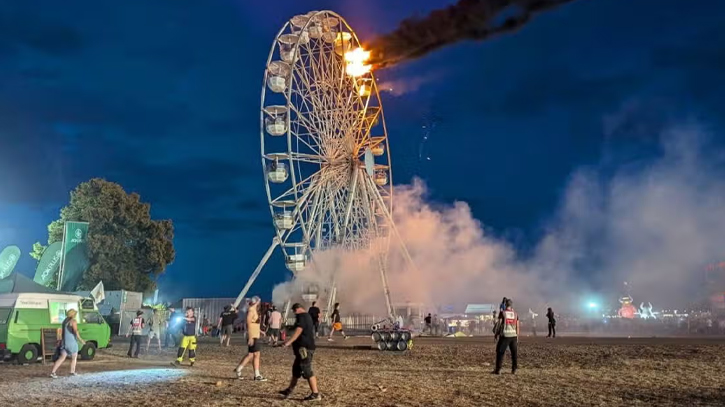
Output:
top-left (0, 308), bottom-right (11, 324)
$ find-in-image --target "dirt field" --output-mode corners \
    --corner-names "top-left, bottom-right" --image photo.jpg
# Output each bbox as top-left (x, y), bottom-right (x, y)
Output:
top-left (1, 335), bottom-right (724, 406)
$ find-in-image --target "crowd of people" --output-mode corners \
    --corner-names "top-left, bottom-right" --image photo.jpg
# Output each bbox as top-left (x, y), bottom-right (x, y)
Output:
top-left (48, 296), bottom-right (338, 401)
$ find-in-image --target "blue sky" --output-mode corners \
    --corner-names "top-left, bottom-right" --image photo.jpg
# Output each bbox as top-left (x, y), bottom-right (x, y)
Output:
top-left (1, 0), bottom-right (724, 301)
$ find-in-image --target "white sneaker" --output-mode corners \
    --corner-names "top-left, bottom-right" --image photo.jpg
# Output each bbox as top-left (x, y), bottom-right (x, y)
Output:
top-left (50, 373), bottom-right (58, 379)
top-left (327, 338), bottom-right (334, 342)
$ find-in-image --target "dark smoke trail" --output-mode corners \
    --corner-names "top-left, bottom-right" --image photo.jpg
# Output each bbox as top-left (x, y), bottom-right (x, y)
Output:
top-left (366, 0), bottom-right (581, 68)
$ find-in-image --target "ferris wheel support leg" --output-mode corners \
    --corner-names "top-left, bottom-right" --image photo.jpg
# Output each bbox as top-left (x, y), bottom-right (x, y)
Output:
top-left (233, 237), bottom-right (280, 309)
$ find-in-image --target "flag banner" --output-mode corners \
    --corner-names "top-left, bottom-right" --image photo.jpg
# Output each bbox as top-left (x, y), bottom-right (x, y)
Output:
top-left (33, 241), bottom-right (63, 286)
top-left (0, 245), bottom-right (21, 279)
top-left (59, 221), bottom-right (90, 292)
top-left (90, 281), bottom-right (105, 304)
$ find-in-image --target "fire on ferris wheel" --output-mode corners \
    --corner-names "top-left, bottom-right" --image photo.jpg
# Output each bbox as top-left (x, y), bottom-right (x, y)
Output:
top-left (233, 10), bottom-right (417, 320)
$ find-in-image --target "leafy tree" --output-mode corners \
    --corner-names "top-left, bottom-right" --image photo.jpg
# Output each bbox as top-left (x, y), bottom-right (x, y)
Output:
top-left (30, 242), bottom-right (47, 261)
top-left (46, 178), bottom-right (175, 292)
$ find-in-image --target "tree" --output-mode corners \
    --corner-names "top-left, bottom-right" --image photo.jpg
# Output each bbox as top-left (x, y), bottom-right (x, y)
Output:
top-left (46, 178), bottom-right (175, 292)
top-left (30, 242), bottom-right (47, 261)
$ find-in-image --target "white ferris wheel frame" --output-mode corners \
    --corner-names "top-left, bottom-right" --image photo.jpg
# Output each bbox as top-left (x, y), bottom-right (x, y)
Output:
top-left (234, 10), bottom-right (416, 320)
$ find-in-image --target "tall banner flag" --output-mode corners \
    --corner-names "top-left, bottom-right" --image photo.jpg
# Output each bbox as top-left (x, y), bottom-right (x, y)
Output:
top-left (58, 221), bottom-right (90, 292)
top-left (33, 241), bottom-right (63, 286)
top-left (0, 245), bottom-right (21, 279)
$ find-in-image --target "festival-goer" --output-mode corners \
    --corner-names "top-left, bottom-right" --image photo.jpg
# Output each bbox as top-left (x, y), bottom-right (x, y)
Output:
top-left (126, 310), bottom-right (145, 358)
top-left (280, 303), bottom-right (321, 401)
top-left (146, 309), bottom-right (163, 352)
top-left (234, 296), bottom-right (267, 381)
top-left (328, 303), bottom-right (348, 341)
top-left (165, 307), bottom-right (178, 348)
top-left (50, 309), bottom-right (86, 378)
top-left (546, 307), bottom-right (556, 338)
top-left (268, 306), bottom-right (283, 345)
top-left (492, 298), bottom-right (519, 375)
top-left (218, 304), bottom-right (238, 347)
top-left (308, 302), bottom-right (320, 337)
top-left (424, 313), bottom-right (433, 334)
top-left (173, 307), bottom-right (197, 367)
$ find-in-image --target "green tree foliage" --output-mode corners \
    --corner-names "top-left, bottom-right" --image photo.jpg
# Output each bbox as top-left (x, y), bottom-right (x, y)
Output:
top-left (47, 178), bottom-right (175, 292)
top-left (30, 242), bottom-right (47, 261)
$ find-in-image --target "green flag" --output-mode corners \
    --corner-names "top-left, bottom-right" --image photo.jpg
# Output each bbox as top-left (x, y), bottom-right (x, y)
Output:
top-left (58, 221), bottom-right (90, 291)
top-left (0, 245), bottom-right (21, 279)
top-left (33, 241), bottom-right (63, 286)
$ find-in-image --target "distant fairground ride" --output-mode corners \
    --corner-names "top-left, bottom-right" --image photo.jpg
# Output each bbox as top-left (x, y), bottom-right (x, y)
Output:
top-left (233, 10), bottom-right (416, 321)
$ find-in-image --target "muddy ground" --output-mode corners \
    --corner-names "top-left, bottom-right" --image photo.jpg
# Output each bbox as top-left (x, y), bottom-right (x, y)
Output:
top-left (1, 335), bottom-right (724, 406)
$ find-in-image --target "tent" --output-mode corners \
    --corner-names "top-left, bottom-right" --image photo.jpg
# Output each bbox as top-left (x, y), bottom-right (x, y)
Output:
top-left (0, 273), bottom-right (63, 295)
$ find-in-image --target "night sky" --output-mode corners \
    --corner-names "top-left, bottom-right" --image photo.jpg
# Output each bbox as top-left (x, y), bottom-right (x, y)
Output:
top-left (1, 0), bottom-right (724, 301)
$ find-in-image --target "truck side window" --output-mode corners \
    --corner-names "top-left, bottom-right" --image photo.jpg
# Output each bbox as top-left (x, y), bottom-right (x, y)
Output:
top-left (83, 312), bottom-right (102, 324)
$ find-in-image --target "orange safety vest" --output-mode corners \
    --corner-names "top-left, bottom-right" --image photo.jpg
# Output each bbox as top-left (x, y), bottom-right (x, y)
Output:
top-left (502, 309), bottom-right (518, 337)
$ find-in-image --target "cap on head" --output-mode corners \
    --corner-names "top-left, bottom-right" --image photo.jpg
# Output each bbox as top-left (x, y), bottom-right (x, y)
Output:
top-left (250, 296), bottom-right (261, 305)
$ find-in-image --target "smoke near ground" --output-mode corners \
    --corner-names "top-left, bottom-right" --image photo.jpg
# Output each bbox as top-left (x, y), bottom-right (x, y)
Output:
top-left (367, 0), bottom-right (580, 68)
top-left (273, 123), bottom-right (725, 313)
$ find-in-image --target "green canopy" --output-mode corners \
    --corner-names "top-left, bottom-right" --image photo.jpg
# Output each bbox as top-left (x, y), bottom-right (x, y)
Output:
top-left (0, 273), bottom-right (63, 295)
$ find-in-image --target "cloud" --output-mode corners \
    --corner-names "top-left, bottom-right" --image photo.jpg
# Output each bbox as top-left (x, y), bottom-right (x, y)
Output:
top-left (274, 122), bottom-right (725, 313)
top-left (0, 11), bottom-right (84, 56)
top-left (377, 71), bottom-right (443, 97)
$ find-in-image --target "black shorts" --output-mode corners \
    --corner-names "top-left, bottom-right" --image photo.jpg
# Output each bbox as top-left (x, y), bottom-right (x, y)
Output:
top-left (312, 320), bottom-right (319, 331)
top-left (222, 325), bottom-right (233, 336)
top-left (248, 338), bottom-right (261, 353)
top-left (292, 349), bottom-right (315, 379)
top-left (268, 328), bottom-right (280, 337)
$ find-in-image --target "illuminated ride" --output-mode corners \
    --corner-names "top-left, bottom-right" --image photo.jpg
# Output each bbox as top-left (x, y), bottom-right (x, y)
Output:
top-left (618, 295), bottom-right (637, 319)
top-left (233, 11), bottom-right (416, 331)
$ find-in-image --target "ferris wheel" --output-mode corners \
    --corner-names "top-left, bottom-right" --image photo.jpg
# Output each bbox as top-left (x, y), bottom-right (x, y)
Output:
top-left (234, 10), bottom-right (414, 319)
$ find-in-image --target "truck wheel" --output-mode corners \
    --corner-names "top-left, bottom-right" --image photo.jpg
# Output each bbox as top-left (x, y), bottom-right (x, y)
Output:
top-left (80, 342), bottom-right (97, 361)
top-left (17, 344), bottom-right (39, 364)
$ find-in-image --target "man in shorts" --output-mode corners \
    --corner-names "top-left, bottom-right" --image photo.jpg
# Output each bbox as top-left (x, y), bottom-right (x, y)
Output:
top-left (268, 306), bottom-right (283, 345)
top-left (233, 296), bottom-right (267, 381)
top-left (280, 303), bottom-right (321, 401)
top-left (146, 309), bottom-right (163, 352)
top-left (218, 304), bottom-right (237, 347)
top-left (328, 302), bottom-right (348, 341)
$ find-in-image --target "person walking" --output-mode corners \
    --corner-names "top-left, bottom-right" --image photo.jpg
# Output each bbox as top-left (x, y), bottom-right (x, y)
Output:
top-left (126, 310), bottom-right (145, 358)
top-left (173, 307), bottom-right (198, 367)
top-left (146, 309), bottom-right (163, 352)
top-left (308, 302), bottom-right (320, 337)
top-left (492, 298), bottom-right (519, 375)
top-left (424, 313), bottom-right (433, 335)
top-left (328, 303), bottom-right (348, 341)
top-left (280, 303), bottom-right (321, 401)
top-left (234, 297), bottom-right (267, 381)
top-left (268, 306), bottom-right (283, 345)
top-left (50, 309), bottom-right (86, 378)
top-left (218, 304), bottom-right (238, 347)
top-left (546, 307), bottom-right (556, 338)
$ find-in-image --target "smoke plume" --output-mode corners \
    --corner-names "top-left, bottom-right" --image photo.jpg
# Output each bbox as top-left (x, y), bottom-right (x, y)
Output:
top-left (366, 0), bottom-right (580, 68)
top-left (273, 123), bottom-right (725, 313)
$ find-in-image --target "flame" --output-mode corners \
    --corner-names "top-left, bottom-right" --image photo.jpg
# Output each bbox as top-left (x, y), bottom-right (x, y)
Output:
top-left (345, 48), bottom-right (372, 77)
top-left (358, 84), bottom-right (367, 97)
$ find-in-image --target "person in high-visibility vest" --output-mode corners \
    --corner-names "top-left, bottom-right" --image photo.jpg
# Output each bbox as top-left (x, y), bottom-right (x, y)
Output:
top-left (492, 298), bottom-right (519, 375)
top-left (173, 307), bottom-right (197, 367)
top-left (126, 310), bottom-right (145, 358)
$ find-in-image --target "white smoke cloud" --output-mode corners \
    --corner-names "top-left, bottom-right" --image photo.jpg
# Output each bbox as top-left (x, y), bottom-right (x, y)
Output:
top-left (273, 123), bottom-right (725, 313)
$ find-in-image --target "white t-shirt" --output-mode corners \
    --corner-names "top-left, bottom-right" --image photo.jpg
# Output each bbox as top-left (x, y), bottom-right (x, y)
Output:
top-left (269, 311), bottom-right (283, 329)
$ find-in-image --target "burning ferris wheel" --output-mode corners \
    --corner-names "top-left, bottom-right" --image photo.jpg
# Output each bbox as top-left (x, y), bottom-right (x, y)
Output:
top-left (235, 10), bottom-right (414, 319)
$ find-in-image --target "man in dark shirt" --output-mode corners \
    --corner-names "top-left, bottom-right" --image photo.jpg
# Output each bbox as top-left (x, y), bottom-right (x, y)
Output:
top-left (280, 303), bottom-right (321, 402)
top-left (424, 313), bottom-right (432, 335)
top-left (173, 307), bottom-right (198, 367)
top-left (546, 307), bottom-right (556, 338)
top-left (328, 303), bottom-right (348, 341)
top-left (308, 302), bottom-right (320, 337)
top-left (218, 304), bottom-right (238, 347)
